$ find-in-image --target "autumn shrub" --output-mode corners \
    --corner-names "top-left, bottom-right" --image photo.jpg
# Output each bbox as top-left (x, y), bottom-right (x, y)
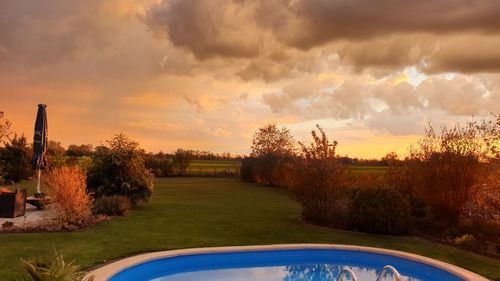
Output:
top-left (92, 195), bottom-right (131, 216)
top-left (289, 125), bottom-right (349, 226)
top-left (42, 166), bottom-right (92, 224)
top-left (240, 155), bottom-right (295, 187)
top-left (87, 134), bottom-right (153, 206)
top-left (351, 186), bottom-right (412, 235)
top-left (407, 117), bottom-right (499, 227)
top-left (270, 155), bottom-right (297, 188)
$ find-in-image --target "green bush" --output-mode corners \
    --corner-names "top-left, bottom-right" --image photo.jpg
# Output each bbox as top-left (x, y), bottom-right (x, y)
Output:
top-left (145, 158), bottom-right (174, 177)
top-left (0, 134), bottom-right (32, 182)
top-left (173, 149), bottom-right (193, 176)
top-left (351, 187), bottom-right (412, 235)
top-left (240, 155), bottom-right (296, 188)
top-left (240, 157), bottom-right (258, 182)
top-left (92, 195), bottom-right (131, 216)
top-left (86, 134), bottom-right (153, 206)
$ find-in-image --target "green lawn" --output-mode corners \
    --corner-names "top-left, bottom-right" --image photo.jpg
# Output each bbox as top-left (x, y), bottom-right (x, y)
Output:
top-left (10, 179), bottom-right (38, 196)
top-left (1, 178), bottom-right (499, 280)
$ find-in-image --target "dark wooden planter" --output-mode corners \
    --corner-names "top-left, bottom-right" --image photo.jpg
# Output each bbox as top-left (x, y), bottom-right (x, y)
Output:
top-left (0, 189), bottom-right (27, 218)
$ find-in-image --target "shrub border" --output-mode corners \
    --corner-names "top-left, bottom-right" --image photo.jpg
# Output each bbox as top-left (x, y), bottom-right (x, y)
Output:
top-left (87, 244), bottom-right (488, 281)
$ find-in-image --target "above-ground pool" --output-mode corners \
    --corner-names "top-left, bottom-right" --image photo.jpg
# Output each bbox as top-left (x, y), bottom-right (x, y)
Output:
top-left (90, 245), bottom-right (488, 281)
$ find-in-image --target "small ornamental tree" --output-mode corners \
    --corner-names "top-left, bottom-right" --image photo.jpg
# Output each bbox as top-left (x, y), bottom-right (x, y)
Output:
top-left (242, 123), bottom-right (296, 186)
top-left (87, 133), bottom-right (153, 206)
top-left (251, 123), bottom-right (295, 157)
top-left (290, 125), bottom-right (349, 226)
top-left (0, 111), bottom-right (12, 143)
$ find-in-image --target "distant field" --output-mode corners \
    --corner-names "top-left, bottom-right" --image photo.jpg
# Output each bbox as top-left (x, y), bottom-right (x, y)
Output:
top-left (188, 160), bottom-right (242, 168)
top-left (10, 162), bottom-right (387, 190)
top-left (187, 159), bottom-right (241, 176)
top-left (349, 165), bottom-right (388, 175)
top-left (187, 161), bottom-right (387, 177)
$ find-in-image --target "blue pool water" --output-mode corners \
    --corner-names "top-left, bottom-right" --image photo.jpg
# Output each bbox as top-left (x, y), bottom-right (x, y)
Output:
top-left (109, 249), bottom-right (464, 281)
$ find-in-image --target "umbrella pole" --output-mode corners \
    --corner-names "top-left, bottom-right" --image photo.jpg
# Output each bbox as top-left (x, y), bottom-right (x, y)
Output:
top-left (36, 169), bottom-right (41, 194)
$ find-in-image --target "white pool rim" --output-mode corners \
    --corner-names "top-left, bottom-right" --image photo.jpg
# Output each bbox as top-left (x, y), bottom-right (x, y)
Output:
top-left (87, 244), bottom-right (489, 281)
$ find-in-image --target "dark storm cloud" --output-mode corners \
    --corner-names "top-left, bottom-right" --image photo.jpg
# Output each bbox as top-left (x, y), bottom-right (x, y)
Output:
top-left (145, 0), bottom-right (500, 74)
top-left (267, 0), bottom-right (500, 48)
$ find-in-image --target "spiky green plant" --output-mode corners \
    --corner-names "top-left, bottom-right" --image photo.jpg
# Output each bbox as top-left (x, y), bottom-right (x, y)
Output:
top-left (19, 250), bottom-right (94, 281)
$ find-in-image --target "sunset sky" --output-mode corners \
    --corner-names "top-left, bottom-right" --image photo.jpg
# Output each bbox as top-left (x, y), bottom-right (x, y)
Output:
top-left (1, 0), bottom-right (499, 158)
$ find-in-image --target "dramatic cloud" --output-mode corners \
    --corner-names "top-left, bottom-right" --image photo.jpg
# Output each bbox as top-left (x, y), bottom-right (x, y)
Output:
top-left (145, 0), bottom-right (263, 59)
top-left (262, 0), bottom-right (500, 48)
top-left (145, 0), bottom-right (500, 74)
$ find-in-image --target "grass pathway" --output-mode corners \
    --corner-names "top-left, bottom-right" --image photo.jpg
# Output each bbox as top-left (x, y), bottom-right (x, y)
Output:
top-left (0, 178), bottom-right (498, 280)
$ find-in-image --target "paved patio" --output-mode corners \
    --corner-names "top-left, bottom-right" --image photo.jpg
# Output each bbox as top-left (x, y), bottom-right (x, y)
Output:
top-left (0, 204), bottom-right (57, 230)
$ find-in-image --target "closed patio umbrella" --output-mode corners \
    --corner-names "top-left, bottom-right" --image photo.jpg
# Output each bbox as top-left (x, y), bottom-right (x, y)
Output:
top-left (32, 104), bottom-right (48, 194)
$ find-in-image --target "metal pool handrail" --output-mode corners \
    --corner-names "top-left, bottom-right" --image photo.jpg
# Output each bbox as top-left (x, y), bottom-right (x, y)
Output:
top-left (337, 267), bottom-right (358, 281)
top-left (376, 265), bottom-right (402, 281)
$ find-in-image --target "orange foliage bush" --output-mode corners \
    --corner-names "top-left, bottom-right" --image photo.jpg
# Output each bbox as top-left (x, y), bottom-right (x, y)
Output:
top-left (290, 125), bottom-right (350, 226)
top-left (42, 166), bottom-right (91, 224)
top-left (386, 116), bottom-right (500, 227)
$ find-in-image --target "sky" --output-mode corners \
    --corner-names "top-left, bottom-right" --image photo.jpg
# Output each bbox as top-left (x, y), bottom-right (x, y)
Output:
top-left (0, 0), bottom-right (499, 158)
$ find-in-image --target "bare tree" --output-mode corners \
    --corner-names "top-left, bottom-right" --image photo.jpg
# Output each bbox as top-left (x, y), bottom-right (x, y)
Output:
top-left (0, 111), bottom-right (12, 143)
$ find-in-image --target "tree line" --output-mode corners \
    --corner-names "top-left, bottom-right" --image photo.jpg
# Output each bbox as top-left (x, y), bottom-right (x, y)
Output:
top-left (241, 117), bottom-right (499, 242)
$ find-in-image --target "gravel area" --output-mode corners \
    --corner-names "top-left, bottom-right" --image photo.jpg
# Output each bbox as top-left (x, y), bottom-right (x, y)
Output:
top-left (0, 204), bottom-right (57, 230)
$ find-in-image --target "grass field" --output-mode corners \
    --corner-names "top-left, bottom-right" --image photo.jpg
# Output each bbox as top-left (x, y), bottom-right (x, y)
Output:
top-left (186, 160), bottom-right (388, 177)
top-left (186, 159), bottom-right (241, 176)
top-left (12, 163), bottom-right (386, 194)
top-left (1, 178), bottom-right (499, 280)
top-left (348, 165), bottom-right (388, 175)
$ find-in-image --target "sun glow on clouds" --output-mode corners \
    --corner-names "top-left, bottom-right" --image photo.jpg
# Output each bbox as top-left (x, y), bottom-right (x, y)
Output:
top-left (1, 0), bottom-right (499, 158)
